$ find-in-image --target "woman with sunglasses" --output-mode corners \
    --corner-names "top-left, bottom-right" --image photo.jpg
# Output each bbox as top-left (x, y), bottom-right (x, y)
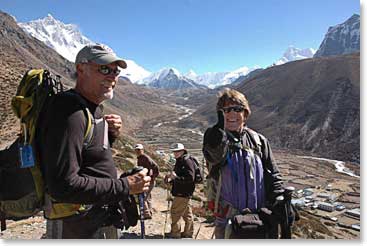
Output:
top-left (203, 88), bottom-right (284, 239)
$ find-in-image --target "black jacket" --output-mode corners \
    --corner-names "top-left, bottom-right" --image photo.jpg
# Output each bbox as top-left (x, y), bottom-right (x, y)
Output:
top-left (171, 151), bottom-right (195, 197)
top-left (203, 126), bottom-right (283, 205)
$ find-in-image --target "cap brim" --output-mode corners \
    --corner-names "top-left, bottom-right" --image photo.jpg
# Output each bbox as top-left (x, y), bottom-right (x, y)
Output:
top-left (92, 54), bottom-right (127, 69)
top-left (170, 148), bottom-right (184, 152)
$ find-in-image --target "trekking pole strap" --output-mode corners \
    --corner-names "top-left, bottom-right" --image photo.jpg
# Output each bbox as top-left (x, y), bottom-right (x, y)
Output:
top-left (0, 211), bottom-right (6, 231)
top-left (214, 172), bottom-right (222, 215)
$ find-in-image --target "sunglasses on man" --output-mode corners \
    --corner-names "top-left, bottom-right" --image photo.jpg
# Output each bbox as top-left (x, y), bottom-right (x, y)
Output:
top-left (97, 65), bottom-right (120, 76)
top-left (222, 105), bottom-right (245, 113)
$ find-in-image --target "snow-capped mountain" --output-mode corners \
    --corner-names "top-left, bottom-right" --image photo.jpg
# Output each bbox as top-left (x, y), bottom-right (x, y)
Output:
top-left (19, 14), bottom-right (151, 83)
top-left (140, 68), bottom-right (207, 90)
top-left (17, 14), bottom-right (321, 90)
top-left (185, 69), bottom-right (198, 80)
top-left (221, 66), bottom-right (259, 86)
top-left (183, 66), bottom-right (259, 89)
top-left (274, 46), bottom-right (315, 65)
top-left (119, 60), bottom-right (151, 83)
top-left (314, 14), bottom-right (360, 58)
top-left (194, 72), bottom-right (227, 89)
top-left (19, 14), bottom-right (93, 62)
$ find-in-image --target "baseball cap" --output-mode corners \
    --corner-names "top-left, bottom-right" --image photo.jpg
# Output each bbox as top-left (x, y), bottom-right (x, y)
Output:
top-left (170, 143), bottom-right (185, 152)
top-left (75, 44), bottom-right (127, 68)
top-left (134, 144), bottom-right (144, 150)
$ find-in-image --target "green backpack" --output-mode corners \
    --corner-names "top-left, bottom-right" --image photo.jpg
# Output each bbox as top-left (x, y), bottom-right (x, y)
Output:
top-left (0, 69), bottom-right (94, 231)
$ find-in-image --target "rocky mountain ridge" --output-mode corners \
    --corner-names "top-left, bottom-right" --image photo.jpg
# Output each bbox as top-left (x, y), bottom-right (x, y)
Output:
top-left (314, 14), bottom-right (360, 58)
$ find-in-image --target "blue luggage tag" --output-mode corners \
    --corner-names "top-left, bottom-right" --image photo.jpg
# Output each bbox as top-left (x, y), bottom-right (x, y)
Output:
top-left (19, 144), bottom-right (35, 168)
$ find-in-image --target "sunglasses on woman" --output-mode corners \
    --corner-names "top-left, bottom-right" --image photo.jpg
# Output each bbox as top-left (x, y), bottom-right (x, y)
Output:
top-left (222, 105), bottom-right (245, 113)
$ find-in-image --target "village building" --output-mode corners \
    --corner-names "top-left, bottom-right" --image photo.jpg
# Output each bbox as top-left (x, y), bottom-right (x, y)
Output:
top-left (318, 202), bottom-right (335, 212)
top-left (346, 208), bottom-right (360, 219)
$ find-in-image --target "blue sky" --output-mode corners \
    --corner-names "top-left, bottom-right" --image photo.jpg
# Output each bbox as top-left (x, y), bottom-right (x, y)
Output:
top-left (0, 0), bottom-right (360, 74)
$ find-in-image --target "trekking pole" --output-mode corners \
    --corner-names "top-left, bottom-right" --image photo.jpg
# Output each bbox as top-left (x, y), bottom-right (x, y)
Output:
top-left (272, 189), bottom-right (285, 239)
top-left (162, 185), bottom-right (171, 239)
top-left (194, 201), bottom-right (204, 239)
top-left (129, 166), bottom-right (146, 239)
top-left (194, 219), bottom-right (202, 239)
top-left (282, 186), bottom-right (295, 239)
top-left (138, 192), bottom-right (146, 239)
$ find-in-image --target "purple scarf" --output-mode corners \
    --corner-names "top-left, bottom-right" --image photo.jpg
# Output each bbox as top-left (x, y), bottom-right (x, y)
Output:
top-left (220, 148), bottom-right (265, 211)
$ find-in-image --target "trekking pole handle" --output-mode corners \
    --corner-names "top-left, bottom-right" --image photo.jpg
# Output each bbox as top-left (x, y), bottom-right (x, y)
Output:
top-left (273, 195), bottom-right (284, 208)
top-left (284, 186), bottom-right (295, 200)
top-left (127, 166), bottom-right (146, 238)
top-left (131, 166), bottom-right (144, 174)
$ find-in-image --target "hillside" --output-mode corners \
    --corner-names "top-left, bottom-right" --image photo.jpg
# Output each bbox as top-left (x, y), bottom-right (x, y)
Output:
top-left (0, 11), bottom-right (76, 147)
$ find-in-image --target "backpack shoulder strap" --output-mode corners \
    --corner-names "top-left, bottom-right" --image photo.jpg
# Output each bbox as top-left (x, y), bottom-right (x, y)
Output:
top-left (244, 127), bottom-right (262, 147)
top-left (244, 127), bottom-right (264, 157)
top-left (82, 107), bottom-right (94, 147)
top-left (63, 90), bottom-right (94, 147)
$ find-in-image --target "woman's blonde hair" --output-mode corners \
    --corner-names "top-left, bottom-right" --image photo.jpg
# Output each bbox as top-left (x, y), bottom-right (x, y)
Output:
top-left (216, 88), bottom-right (251, 117)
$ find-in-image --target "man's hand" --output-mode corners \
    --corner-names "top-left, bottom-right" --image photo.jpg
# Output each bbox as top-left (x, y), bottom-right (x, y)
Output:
top-left (126, 168), bottom-right (151, 195)
top-left (164, 171), bottom-right (177, 184)
top-left (105, 114), bottom-right (122, 138)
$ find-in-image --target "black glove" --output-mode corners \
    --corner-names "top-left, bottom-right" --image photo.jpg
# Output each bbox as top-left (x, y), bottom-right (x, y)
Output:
top-left (204, 110), bottom-right (226, 147)
top-left (119, 166), bottom-right (144, 178)
top-left (107, 195), bottom-right (139, 230)
top-left (106, 203), bottom-right (127, 229)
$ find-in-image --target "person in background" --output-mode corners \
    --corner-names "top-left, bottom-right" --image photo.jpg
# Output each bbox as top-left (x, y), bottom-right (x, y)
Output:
top-left (164, 143), bottom-right (195, 239)
top-left (134, 143), bottom-right (159, 219)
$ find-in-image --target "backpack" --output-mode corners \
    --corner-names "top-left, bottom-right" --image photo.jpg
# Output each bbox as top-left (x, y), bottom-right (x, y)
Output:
top-left (0, 69), bottom-right (94, 231)
top-left (189, 156), bottom-right (204, 184)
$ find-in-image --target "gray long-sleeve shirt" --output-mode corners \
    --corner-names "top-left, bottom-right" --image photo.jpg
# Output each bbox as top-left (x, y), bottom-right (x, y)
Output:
top-left (36, 90), bottom-right (129, 206)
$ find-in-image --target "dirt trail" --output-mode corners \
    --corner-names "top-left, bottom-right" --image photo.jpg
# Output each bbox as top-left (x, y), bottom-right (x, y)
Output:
top-left (122, 186), bottom-right (214, 239)
top-left (0, 186), bottom-right (213, 240)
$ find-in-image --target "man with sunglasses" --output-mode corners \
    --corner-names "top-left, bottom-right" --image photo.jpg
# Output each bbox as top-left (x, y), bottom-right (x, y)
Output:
top-left (202, 88), bottom-right (284, 239)
top-left (36, 44), bottom-right (151, 238)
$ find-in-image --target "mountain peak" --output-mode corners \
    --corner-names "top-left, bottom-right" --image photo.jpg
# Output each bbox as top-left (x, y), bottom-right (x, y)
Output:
top-left (19, 15), bottom-right (94, 62)
top-left (274, 46), bottom-right (315, 66)
top-left (185, 69), bottom-right (197, 80)
top-left (314, 14), bottom-right (360, 58)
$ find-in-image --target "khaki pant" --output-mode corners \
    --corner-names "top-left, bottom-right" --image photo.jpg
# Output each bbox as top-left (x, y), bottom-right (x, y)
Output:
top-left (143, 180), bottom-right (155, 217)
top-left (170, 196), bottom-right (194, 238)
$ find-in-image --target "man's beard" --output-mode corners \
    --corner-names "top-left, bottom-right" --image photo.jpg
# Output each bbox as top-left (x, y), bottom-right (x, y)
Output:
top-left (103, 90), bottom-right (114, 100)
top-left (101, 80), bottom-right (115, 100)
